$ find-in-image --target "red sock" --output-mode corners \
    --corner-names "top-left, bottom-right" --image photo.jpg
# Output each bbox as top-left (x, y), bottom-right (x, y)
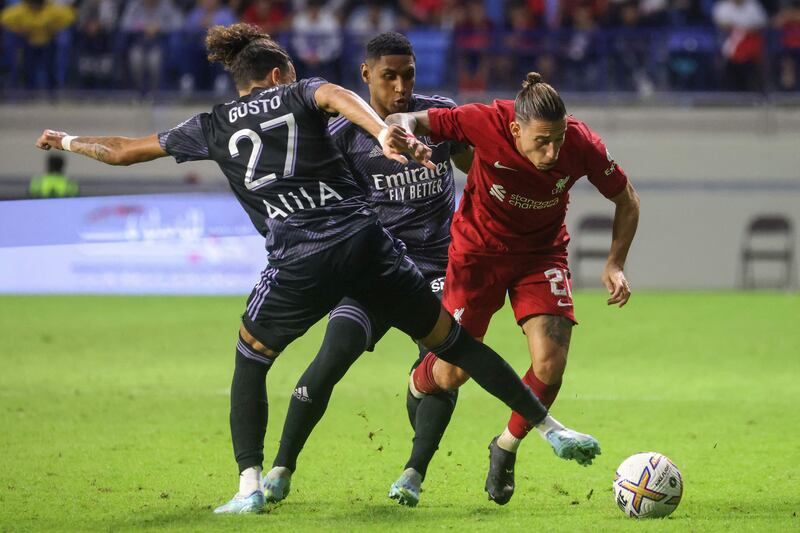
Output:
top-left (506, 367), bottom-right (562, 439)
top-left (412, 352), bottom-right (444, 395)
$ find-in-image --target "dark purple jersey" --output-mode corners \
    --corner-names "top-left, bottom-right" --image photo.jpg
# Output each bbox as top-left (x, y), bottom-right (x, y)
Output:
top-left (327, 94), bottom-right (467, 277)
top-left (158, 78), bottom-right (374, 264)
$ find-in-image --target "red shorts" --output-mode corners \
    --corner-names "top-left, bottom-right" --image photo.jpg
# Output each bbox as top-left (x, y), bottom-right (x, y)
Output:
top-left (442, 251), bottom-right (577, 338)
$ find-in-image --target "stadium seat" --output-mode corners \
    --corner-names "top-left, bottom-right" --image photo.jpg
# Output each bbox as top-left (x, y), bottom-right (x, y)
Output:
top-left (740, 215), bottom-right (796, 289)
top-left (570, 214), bottom-right (614, 288)
top-left (666, 27), bottom-right (719, 90)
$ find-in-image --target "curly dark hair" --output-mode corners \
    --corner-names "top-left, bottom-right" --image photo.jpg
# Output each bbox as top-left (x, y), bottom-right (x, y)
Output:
top-left (206, 24), bottom-right (292, 88)
top-left (515, 72), bottom-right (566, 123)
top-left (365, 31), bottom-right (415, 61)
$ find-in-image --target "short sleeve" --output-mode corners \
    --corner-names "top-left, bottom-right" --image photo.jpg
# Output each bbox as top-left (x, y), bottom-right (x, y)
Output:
top-left (581, 124), bottom-right (628, 199)
top-left (427, 103), bottom-right (488, 146)
top-left (292, 77), bottom-right (334, 120)
top-left (158, 113), bottom-right (210, 163)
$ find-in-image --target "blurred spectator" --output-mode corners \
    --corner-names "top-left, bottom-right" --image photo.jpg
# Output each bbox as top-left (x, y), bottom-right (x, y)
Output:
top-left (454, 0), bottom-right (493, 91)
top-left (75, 0), bottom-right (118, 89)
top-left (713, 0), bottom-right (768, 90)
top-left (291, 0), bottom-right (342, 80)
top-left (241, 0), bottom-right (288, 34)
top-left (560, 0), bottom-right (610, 27)
top-left (182, 0), bottom-right (235, 91)
top-left (610, 0), bottom-right (656, 92)
top-left (562, 5), bottom-right (602, 90)
top-left (668, 0), bottom-right (710, 25)
top-left (640, 0), bottom-right (670, 25)
top-left (495, 1), bottom-right (542, 86)
top-left (399, 0), bottom-right (444, 27)
top-left (1, 0), bottom-right (75, 89)
top-left (29, 153), bottom-right (79, 198)
top-left (120, 0), bottom-right (183, 93)
top-left (346, 0), bottom-right (396, 38)
top-left (773, 0), bottom-right (800, 89)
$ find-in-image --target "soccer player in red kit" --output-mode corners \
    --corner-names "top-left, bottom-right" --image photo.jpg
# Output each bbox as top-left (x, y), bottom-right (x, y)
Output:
top-left (387, 72), bottom-right (640, 505)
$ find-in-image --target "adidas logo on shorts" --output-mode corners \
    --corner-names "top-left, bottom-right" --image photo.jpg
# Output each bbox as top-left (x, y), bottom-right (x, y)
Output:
top-left (293, 386), bottom-right (311, 403)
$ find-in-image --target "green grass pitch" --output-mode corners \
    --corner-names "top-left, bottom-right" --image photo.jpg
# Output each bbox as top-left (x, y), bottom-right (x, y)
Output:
top-left (1, 292), bottom-right (798, 531)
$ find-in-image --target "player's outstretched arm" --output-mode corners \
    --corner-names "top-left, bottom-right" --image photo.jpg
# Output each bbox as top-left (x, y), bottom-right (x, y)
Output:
top-left (313, 84), bottom-right (434, 170)
top-left (603, 181), bottom-right (640, 307)
top-left (35, 130), bottom-right (167, 166)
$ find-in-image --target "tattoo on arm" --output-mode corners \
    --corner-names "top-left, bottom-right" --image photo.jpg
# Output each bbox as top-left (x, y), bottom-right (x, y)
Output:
top-left (70, 136), bottom-right (126, 164)
top-left (543, 315), bottom-right (573, 348)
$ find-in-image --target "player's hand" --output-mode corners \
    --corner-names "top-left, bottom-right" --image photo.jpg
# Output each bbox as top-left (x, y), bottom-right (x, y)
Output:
top-left (380, 124), bottom-right (435, 170)
top-left (35, 129), bottom-right (68, 151)
top-left (602, 264), bottom-right (631, 307)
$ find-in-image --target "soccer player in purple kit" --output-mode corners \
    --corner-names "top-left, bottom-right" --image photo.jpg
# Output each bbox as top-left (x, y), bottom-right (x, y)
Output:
top-left (35, 25), bottom-right (600, 514)
top-left (264, 32), bottom-right (473, 507)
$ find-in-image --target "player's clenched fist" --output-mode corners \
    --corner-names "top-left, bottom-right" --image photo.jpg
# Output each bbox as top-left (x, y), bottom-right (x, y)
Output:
top-left (35, 129), bottom-right (69, 151)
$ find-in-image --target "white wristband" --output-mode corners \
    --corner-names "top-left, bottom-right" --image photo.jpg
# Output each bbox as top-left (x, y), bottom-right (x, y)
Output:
top-left (377, 128), bottom-right (389, 148)
top-left (62, 135), bottom-right (77, 152)
top-left (535, 414), bottom-right (566, 439)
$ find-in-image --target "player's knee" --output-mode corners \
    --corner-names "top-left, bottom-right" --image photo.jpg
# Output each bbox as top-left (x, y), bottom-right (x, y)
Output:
top-left (239, 323), bottom-right (280, 358)
top-left (532, 354), bottom-right (567, 383)
top-left (435, 361), bottom-right (470, 390)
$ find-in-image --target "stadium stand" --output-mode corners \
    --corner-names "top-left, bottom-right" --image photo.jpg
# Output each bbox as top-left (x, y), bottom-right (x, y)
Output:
top-left (1, 0), bottom-right (797, 95)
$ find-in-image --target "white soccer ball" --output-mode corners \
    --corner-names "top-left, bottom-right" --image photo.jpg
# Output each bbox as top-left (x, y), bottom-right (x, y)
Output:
top-left (613, 452), bottom-right (683, 519)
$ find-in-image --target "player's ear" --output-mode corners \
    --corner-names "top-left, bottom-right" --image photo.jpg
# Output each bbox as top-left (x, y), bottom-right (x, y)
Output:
top-left (510, 121), bottom-right (521, 138)
top-left (360, 62), bottom-right (370, 84)
top-left (269, 67), bottom-right (283, 86)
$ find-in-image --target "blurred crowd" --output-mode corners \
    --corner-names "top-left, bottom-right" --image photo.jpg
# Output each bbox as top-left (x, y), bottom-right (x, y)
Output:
top-left (2, 0), bottom-right (799, 95)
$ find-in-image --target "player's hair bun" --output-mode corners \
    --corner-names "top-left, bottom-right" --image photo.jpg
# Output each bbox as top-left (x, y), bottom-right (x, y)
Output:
top-left (515, 72), bottom-right (565, 122)
top-left (521, 72), bottom-right (544, 90)
top-left (206, 23), bottom-right (271, 70)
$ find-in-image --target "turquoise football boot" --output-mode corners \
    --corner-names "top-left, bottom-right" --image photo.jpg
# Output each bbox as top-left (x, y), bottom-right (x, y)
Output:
top-left (388, 469), bottom-right (422, 507)
top-left (545, 428), bottom-right (601, 466)
top-left (262, 472), bottom-right (291, 503)
top-left (213, 490), bottom-right (265, 514)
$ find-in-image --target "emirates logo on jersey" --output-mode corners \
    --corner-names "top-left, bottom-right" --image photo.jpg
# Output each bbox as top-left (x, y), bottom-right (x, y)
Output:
top-left (489, 183), bottom-right (506, 202)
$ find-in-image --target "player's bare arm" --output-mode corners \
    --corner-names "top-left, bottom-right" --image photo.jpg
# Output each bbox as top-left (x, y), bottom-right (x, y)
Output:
top-left (385, 110), bottom-right (432, 136)
top-left (603, 181), bottom-right (640, 307)
top-left (314, 84), bottom-right (434, 170)
top-left (35, 130), bottom-right (166, 166)
top-left (451, 146), bottom-right (474, 174)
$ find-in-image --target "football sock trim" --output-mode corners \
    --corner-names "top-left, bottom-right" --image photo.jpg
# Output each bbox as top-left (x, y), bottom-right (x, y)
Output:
top-left (237, 336), bottom-right (276, 366)
top-left (239, 466), bottom-right (262, 495)
top-left (329, 305), bottom-right (373, 351)
top-left (497, 428), bottom-right (522, 453)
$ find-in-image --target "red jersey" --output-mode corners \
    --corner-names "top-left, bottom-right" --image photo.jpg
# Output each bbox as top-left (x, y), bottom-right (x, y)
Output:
top-left (428, 100), bottom-right (628, 258)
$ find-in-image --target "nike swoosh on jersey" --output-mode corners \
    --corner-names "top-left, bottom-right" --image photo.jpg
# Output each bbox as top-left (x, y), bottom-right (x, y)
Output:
top-left (493, 161), bottom-right (518, 172)
top-left (557, 300), bottom-right (573, 307)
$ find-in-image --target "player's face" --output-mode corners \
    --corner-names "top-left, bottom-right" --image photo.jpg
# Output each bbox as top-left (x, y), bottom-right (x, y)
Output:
top-left (362, 55), bottom-right (416, 118)
top-left (510, 118), bottom-right (567, 171)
